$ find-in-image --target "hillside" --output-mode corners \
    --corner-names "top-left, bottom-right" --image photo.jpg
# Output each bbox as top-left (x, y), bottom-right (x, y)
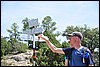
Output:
top-left (1, 49), bottom-right (33, 66)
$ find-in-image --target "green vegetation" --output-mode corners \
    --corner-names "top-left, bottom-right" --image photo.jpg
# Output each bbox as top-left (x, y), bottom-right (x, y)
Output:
top-left (1, 22), bottom-right (28, 57)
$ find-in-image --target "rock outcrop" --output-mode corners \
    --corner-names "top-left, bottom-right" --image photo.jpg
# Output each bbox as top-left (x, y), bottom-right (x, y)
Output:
top-left (1, 49), bottom-right (33, 66)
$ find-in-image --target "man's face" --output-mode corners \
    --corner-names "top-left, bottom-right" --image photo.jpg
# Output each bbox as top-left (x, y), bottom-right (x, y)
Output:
top-left (67, 36), bottom-right (74, 47)
top-left (68, 36), bottom-right (79, 47)
top-left (69, 36), bottom-right (75, 47)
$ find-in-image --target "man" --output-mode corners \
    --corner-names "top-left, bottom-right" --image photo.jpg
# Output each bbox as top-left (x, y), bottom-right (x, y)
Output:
top-left (38, 32), bottom-right (94, 66)
top-left (64, 39), bottom-right (73, 66)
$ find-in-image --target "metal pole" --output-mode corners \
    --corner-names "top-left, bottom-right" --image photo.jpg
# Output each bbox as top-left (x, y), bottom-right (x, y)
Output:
top-left (33, 27), bottom-right (36, 66)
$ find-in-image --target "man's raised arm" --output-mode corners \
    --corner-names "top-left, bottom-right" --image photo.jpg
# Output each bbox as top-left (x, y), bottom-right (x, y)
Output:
top-left (38, 34), bottom-right (65, 54)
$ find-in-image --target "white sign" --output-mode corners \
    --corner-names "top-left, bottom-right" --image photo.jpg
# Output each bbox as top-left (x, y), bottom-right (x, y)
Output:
top-left (20, 34), bottom-right (32, 40)
top-left (20, 34), bottom-right (48, 42)
top-left (23, 29), bottom-right (32, 34)
top-left (28, 18), bottom-right (39, 28)
top-left (35, 27), bottom-right (43, 34)
top-left (35, 36), bottom-right (49, 42)
top-left (23, 27), bottom-right (43, 34)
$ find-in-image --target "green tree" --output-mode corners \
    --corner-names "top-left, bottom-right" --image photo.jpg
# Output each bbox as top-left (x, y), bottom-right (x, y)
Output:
top-left (22, 17), bottom-right (30, 30)
top-left (7, 22), bottom-right (20, 42)
top-left (42, 16), bottom-right (60, 46)
top-left (6, 22), bottom-right (28, 54)
top-left (61, 41), bottom-right (70, 48)
top-left (1, 37), bottom-right (9, 56)
top-left (7, 22), bottom-right (20, 52)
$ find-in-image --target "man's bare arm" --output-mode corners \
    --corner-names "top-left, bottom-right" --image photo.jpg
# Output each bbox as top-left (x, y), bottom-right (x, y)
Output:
top-left (38, 34), bottom-right (65, 54)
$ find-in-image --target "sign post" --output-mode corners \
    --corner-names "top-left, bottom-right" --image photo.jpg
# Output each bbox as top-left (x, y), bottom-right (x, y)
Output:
top-left (22, 18), bottom-right (47, 66)
top-left (28, 18), bottom-right (38, 66)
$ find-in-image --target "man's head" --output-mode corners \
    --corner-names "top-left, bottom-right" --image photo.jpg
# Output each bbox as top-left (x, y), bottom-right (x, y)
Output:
top-left (66, 32), bottom-right (83, 46)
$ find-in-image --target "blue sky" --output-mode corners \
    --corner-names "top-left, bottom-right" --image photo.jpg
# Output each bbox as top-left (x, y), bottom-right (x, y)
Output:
top-left (1, 1), bottom-right (99, 43)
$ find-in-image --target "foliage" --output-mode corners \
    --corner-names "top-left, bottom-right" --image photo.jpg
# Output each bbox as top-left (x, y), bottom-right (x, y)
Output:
top-left (7, 22), bottom-right (21, 42)
top-left (1, 38), bottom-right (10, 56)
top-left (1, 22), bottom-right (28, 56)
top-left (61, 41), bottom-right (70, 48)
top-left (14, 42), bottom-right (28, 53)
top-left (1, 37), bottom-right (28, 56)
top-left (22, 17), bottom-right (30, 30)
top-left (93, 52), bottom-right (99, 66)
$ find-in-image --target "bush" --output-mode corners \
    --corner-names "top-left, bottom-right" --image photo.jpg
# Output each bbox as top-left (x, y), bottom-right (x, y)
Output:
top-left (1, 38), bottom-right (9, 56)
top-left (93, 52), bottom-right (99, 66)
top-left (1, 37), bottom-right (28, 56)
top-left (15, 42), bottom-right (28, 53)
